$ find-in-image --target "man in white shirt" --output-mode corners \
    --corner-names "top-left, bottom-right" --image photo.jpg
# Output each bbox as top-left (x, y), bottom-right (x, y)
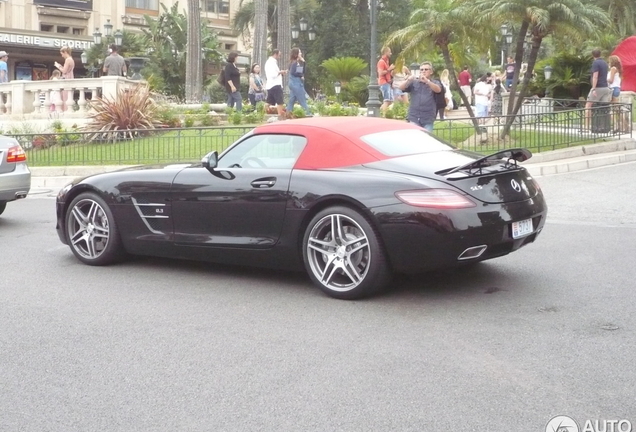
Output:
top-left (473, 75), bottom-right (491, 124)
top-left (264, 49), bottom-right (287, 120)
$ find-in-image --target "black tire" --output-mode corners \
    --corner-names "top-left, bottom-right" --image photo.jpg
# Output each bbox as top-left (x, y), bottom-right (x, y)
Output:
top-left (302, 205), bottom-right (392, 299)
top-left (65, 192), bottom-right (125, 266)
top-left (0, 201), bottom-right (6, 216)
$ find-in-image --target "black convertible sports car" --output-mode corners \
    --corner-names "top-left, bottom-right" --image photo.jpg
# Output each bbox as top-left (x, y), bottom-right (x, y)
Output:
top-left (56, 117), bottom-right (547, 299)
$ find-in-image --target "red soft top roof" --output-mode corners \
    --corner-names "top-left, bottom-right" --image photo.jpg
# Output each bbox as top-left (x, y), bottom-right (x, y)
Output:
top-left (253, 117), bottom-right (423, 169)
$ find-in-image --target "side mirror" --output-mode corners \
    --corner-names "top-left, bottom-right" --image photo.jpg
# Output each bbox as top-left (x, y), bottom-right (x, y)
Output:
top-left (201, 151), bottom-right (218, 170)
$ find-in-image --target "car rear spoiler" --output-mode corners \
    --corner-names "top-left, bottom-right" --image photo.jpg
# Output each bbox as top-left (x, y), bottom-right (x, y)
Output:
top-left (441, 148), bottom-right (532, 176)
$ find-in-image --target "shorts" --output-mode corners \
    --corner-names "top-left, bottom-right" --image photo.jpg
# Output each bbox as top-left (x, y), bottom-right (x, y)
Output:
top-left (587, 87), bottom-right (612, 103)
top-left (611, 87), bottom-right (620, 98)
top-left (266, 85), bottom-right (284, 105)
top-left (475, 103), bottom-right (489, 117)
top-left (393, 88), bottom-right (404, 97)
top-left (380, 83), bottom-right (393, 102)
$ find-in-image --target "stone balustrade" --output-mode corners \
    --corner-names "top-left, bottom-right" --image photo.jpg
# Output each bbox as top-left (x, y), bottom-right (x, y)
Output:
top-left (0, 76), bottom-right (142, 119)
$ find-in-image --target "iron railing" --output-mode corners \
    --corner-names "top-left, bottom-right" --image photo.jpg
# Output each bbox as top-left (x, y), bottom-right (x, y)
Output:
top-left (15, 126), bottom-right (253, 167)
top-left (438, 100), bottom-right (632, 154)
top-left (6, 99), bottom-right (633, 166)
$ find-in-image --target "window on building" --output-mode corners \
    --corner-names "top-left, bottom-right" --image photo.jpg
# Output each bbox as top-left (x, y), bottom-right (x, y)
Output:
top-left (40, 24), bottom-right (54, 32)
top-left (203, 0), bottom-right (229, 14)
top-left (126, 0), bottom-right (159, 10)
top-left (224, 43), bottom-right (235, 51)
top-left (57, 26), bottom-right (70, 34)
top-left (73, 28), bottom-right (84, 35)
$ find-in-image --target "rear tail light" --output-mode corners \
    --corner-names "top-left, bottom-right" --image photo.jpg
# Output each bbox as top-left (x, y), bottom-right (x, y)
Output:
top-left (396, 189), bottom-right (476, 209)
top-left (6, 145), bottom-right (27, 163)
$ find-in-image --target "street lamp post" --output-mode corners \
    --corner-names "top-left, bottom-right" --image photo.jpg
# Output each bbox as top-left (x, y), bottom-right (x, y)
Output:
top-left (334, 81), bottom-right (341, 102)
top-left (499, 24), bottom-right (513, 66)
top-left (544, 65), bottom-right (553, 98)
top-left (366, 0), bottom-right (381, 117)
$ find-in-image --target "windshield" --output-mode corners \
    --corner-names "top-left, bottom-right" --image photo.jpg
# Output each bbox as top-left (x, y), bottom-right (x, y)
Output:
top-left (360, 129), bottom-right (454, 157)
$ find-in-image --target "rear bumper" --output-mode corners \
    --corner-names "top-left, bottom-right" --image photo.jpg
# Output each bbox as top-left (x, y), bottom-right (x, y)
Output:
top-left (372, 195), bottom-right (547, 273)
top-left (0, 163), bottom-right (31, 202)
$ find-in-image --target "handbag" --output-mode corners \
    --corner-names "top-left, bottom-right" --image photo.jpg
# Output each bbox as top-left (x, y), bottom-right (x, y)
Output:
top-left (255, 91), bottom-right (266, 102)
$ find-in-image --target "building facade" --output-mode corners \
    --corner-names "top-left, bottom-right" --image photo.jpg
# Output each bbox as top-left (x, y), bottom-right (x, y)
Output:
top-left (0, 0), bottom-right (246, 82)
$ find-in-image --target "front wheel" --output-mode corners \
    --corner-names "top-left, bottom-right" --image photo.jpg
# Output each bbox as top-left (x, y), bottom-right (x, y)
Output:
top-left (303, 206), bottom-right (391, 299)
top-left (65, 192), bottom-right (125, 266)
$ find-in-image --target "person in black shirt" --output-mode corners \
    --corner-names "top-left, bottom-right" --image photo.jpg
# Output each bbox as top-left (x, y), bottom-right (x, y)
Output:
top-left (224, 52), bottom-right (242, 112)
top-left (585, 49), bottom-right (612, 129)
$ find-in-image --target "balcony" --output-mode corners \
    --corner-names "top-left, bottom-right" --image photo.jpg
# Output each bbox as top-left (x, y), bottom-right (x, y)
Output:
top-left (0, 76), bottom-right (140, 121)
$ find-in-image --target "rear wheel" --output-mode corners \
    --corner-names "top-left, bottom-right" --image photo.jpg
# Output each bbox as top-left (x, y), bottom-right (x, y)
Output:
top-left (0, 201), bottom-right (6, 216)
top-left (65, 192), bottom-right (125, 266)
top-left (303, 206), bottom-right (391, 299)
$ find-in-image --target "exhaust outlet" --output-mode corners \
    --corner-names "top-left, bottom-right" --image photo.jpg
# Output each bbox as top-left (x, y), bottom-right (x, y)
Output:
top-left (458, 245), bottom-right (487, 260)
top-left (14, 191), bottom-right (28, 199)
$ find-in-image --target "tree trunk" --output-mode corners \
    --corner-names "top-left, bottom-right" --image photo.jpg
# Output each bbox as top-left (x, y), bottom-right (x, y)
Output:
top-left (440, 44), bottom-right (480, 130)
top-left (253, 0), bottom-right (268, 68)
top-left (509, 35), bottom-right (543, 118)
top-left (506, 19), bottom-right (530, 115)
top-left (277, 0), bottom-right (291, 96)
top-left (185, 0), bottom-right (202, 103)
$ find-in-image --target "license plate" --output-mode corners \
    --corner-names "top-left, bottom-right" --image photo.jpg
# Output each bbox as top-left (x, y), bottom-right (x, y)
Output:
top-left (511, 218), bottom-right (533, 239)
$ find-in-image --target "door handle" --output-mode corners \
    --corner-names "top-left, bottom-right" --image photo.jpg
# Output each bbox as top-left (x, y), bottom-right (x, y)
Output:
top-left (251, 178), bottom-right (276, 188)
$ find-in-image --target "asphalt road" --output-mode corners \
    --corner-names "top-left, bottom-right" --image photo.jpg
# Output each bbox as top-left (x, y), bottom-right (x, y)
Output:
top-left (1, 163), bottom-right (635, 432)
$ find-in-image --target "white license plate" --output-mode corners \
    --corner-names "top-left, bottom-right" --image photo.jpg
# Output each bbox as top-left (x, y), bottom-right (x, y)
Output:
top-left (511, 218), bottom-right (533, 239)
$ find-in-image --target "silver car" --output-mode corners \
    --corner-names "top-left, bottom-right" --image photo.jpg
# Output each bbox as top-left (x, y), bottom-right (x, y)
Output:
top-left (0, 136), bottom-right (31, 216)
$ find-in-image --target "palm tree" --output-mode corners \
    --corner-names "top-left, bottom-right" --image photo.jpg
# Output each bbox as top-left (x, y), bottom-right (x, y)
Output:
top-left (599, 0), bottom-right (636, 37)
top-left (253, 0), bottom-right (268, 68)
top-left (185, 0), bottom-right (202, 103)
top-left (385, 0), bottom-right (482, 128)
top-left (474, 0), bottom-right (611, 136)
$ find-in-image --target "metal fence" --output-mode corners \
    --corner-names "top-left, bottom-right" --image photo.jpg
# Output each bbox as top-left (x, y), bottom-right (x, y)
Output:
top-left (7, 99), bottom-right (633, 166)
top-left (15, 126), bottom-right (253, 167)
top-left (439, 99), bottom-right (632, 154)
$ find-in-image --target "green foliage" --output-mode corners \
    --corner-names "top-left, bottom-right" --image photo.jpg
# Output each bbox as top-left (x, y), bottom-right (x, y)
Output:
top-left (155, 105), bottom-right (181, 128)
top-left (313, 102), bottom-right (359, 117)
top-left (320, 57), bottom-right (368, 84)
top-left (292, 106), bottom-right (307, 119)
top-left (343, 75), bottom-right (370, 106)
top-left (184, 117), bottom-right (195, 128)
top-left (228, 110), bottom-right (243, 125)
top-left (532, 51), bottom-right (592, 100)
top-left (383, 100), bottom-right (408, 120)
top-left (85, 84), bottom-right (164, 138)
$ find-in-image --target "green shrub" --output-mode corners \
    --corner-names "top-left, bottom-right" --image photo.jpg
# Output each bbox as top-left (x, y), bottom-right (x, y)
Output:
top-left (229, 110), bottom-right (242, 125)
top-left (184, 116), bottom-right (195, 127)
top-left (292, 106), bottom-right (307, 118)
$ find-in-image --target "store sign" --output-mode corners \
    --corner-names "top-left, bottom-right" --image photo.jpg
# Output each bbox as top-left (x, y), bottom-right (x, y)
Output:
top-left (33, 0), bottom-right (93, 12)
top-left (0, 32), bottom-right (92, 50)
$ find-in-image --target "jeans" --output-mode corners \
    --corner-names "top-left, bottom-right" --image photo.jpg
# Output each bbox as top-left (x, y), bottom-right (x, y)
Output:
top-left (227, 91), bottom-right (242, 111)
top-left (408, 119), bottom-right (434, 132)
top-left (287, 76), bottom-right (311, 115)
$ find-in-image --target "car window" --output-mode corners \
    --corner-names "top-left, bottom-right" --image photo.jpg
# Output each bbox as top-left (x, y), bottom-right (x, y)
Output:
top-left (218, 134), bottom-right (308, 169)
top-left (360, 129), bottom-right (454, 157)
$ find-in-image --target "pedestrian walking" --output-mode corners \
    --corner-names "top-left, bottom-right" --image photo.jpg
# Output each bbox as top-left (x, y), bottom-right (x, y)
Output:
top-left (224, 51), bottom-right (242, 111)
top-left (377, 47), bottom-right (395, 113)
top-left (398, 61), bottom-right (442, 132)
top-left (102, 44), bottom-right (127, 77)
top-left (392, 65), bottom-right (410, 103)
top-left (287, 48), bottom-right (312, 117)
top-left (585, 49), bottom-right (612, 130)
top-left (0, 50), bottom-right (8, 83)
top-left (54, 46), bottom-right (75, 110)
top-left (504, 57), bottom-right (516, 89)
top-left (439, 69), bottom-right (453, 116)
top-left (490, 79), bottom-right (505, 118)
top-left (607, 55), bottom-right (622, 102)
top-left (248, 63), bottom-right (265, 106)
top-left (457, 66), bottom-right (472, 107)
top-left (264, 49), bottom-right (287, 121)
top-left (473, 75), bottom-right (491, 124)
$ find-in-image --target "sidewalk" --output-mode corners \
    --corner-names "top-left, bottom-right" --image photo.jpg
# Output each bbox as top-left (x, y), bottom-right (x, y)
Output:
top-left (29, 136), bottom-right (636, 191)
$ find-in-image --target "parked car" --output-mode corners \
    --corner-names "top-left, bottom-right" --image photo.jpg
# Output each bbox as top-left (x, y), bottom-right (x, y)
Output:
top-left (55, 117), bottom-right (547, 299)
top-left (0, 137), bottom-right (31, 216)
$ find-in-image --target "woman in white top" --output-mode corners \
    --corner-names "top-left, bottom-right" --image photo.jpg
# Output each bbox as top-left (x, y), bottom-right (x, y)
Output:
top-left (392, 65), bottom-right (411, 103)
top-left (439, 69), bottom-right (453, 112)
top-left (607, 55), bottom-right (622, 102)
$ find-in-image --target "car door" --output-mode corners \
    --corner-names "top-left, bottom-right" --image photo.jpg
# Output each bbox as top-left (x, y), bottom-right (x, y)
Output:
top-left (171, 133), bottom-right (307, 249)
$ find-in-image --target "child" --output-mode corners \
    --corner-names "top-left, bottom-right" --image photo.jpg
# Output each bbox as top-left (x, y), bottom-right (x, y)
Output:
top-left (50, 69), bottom-right (62, 113)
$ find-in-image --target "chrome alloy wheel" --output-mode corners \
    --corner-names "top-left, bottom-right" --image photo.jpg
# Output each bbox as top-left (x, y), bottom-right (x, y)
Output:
top-left (306, 213), bottom-right (371, 292)
top-left (68, 198), bottom-right (111, 260)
